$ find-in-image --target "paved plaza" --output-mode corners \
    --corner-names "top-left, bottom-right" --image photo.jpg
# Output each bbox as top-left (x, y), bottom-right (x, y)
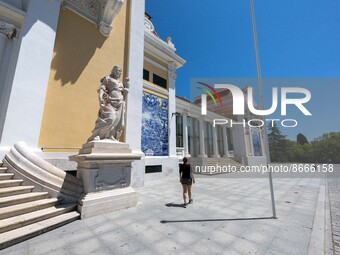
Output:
top-left (328, 177), bottom-right (340, 254)
top-left (0, 172), bottom-right (336, 255)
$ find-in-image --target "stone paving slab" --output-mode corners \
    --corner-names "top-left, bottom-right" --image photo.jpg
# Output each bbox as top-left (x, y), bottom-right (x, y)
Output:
top-left (0, 175), bottom-right (332, 255)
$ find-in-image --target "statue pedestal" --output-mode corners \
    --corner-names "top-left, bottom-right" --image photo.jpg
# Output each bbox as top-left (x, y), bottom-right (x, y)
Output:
top-left (70, 140), bottom-right (142, 219)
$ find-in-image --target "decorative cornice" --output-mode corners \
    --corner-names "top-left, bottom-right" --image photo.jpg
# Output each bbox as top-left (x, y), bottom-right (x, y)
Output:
top-left (0, 1), bottom-right (25, 29)
top-left (144, 16), bottom-right (155, 34)
top-left (144, 32), bottom-right (186, 68)
top-left (99, 0), bottom-right (123, 36)
top-left (63, 0), bottom-right (123, 36)
top-left (144, 56), bottom-right (167, 72)
top-left (67, 0), bottom-right (99, 18)
top-left (0, 20), bottom-right (16, 39)
top-left (168, 62), bottom-right (177, 80)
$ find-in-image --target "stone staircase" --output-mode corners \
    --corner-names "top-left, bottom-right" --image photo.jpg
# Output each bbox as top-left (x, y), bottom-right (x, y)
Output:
top-left (0, 160), bottom-right (80, 250)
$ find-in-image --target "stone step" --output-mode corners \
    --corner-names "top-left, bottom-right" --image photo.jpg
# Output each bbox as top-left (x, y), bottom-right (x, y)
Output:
top-left (0, 198), bottom-right (60, 220)
top-left (0, 192), bottom-right (49, 208)
top-left (0, 186), bottom-right (34, 198)
top-left (0, 180), bottom-right (23, 188)
top-left (0, 173), bottom-right (14, 180)
top-left (0, 167), bottom-right (7, 173)
top-left (0, 211), bottom-right (80, 249)
top-left (0, 203), bottom-right (77, 234)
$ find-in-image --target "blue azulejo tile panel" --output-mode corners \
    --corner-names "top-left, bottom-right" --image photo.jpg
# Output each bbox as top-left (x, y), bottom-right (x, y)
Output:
top-left (141, 91), bottom-right (169, 156)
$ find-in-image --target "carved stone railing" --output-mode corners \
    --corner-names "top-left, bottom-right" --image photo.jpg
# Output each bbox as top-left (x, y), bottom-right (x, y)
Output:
top-left (3, 142), bottom-right (83, 203)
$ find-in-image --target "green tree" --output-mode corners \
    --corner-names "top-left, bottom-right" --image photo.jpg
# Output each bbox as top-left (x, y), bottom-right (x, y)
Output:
top-left (297, 133), bottom-right (309, 145)
top-left (310, 132), bottom-right (340, 163)
top-left (268, 122), bottom-right (290, 162)
top-left (268, 128), bottom-right (340, 163)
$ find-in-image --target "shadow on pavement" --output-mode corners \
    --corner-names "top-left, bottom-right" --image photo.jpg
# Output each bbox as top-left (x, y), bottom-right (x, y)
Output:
top-left (160, 216), bottom-right (274, 224)
top-left (165, 202), bottom-right (185, 208)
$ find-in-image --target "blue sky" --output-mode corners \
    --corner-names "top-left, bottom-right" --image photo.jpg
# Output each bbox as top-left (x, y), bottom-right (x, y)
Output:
top-left (146, 0), bottom-right (340, 141)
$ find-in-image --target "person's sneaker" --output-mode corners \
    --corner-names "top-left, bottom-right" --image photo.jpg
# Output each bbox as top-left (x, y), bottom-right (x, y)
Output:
top-left (189, 199), bottom-right (193, 204)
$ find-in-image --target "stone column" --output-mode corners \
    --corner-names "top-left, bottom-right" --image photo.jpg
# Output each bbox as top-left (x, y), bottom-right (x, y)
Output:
top-left (168, 62), bottom-right (177, 157)
top-left (212, 126), bottom-right (220, 158)
top-left (247, 128), bottom-right (254, 156)
top-left (125, 0), bottom-right (144, 152)
top-left (222, 127), bottom-right (229, 158)
top-left (182, 113), bottom-right (190, 157)
top-left (0, 0), bottom-right (61, 150)
top-left (125, 0), bottom-right (145, 188)
top-left (0, 21), bottom-right (18, 153)
top-left (232, 116), bottom-right (248, 164)
top-left (199, 118), bottom-right (207, 158)
top-left (193, 119), bottom-right (199, 157)
top-left (261, 129), bottom-right (265, 156)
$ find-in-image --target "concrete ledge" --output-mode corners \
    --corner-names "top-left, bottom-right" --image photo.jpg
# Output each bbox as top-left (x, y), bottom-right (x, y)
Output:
top-left (78, 187), bottom-right (137, 219)
top-left (308, 184), bottom-right (331, 254)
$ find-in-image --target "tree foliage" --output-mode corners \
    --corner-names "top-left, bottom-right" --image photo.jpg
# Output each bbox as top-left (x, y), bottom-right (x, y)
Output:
top-left (267, 122), bottom-right (289, 162)
top-left (268, 125), bottom-right (340, 163)
top-left (297, 133), bottom-right (309, 145)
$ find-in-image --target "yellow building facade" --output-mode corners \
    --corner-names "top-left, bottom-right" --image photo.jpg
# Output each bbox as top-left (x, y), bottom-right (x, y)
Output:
top-left (0, 0), bottom-right (187, 187)
top-left (39, 6), bottom-right (129, 151)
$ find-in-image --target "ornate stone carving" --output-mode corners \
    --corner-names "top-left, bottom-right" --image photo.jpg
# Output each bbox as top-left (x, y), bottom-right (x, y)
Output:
top-left (0, 21), bottom-right (16, 39)
top-left (67, 0), bottom-right (100, 19)
top-left (99, 0), bottom-right (124, 36)
top-left (69, 140), bottom-right (141, 218)
top-left (95, 164), bottom-right (129, 191)
top-left (166, 37), bottom-right (176, 50)
top-left (144, 16), bottom-right (155, 33)
top-left (168, 62), bottom-right (177, 79)
top-left (64, 0), bottom-right (123, 36)
top-left (88, 65), bottom-right (129, 142)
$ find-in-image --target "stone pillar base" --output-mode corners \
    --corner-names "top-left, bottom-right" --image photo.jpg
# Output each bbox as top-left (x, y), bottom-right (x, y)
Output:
top-left (78, 187), bottom-right (137, 219)
top-left (211, 154), bottom-right (221, 158)
top-left (70, 140), bottom-right (141, 219)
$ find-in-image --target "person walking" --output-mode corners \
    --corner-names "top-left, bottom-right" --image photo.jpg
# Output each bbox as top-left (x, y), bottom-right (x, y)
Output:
top-left (179, 157), bottom-right (195, 208)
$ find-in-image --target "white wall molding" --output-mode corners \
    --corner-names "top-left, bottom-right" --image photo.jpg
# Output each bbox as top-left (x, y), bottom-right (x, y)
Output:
top-left (0, 0), bottom-right (25, 28)
top-left (144, 32), bottom-right (185, 68)
top-left (144, 55), bottom-right (167, 72)
top-left (143, 82), bottom-right (169, 97)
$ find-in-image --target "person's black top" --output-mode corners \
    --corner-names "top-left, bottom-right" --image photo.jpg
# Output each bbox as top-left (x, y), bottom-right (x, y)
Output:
top-left (180, 163), bottom-right (191, 179)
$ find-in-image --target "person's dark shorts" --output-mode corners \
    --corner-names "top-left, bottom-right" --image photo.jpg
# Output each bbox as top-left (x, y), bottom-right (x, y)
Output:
top-left (181, 178), bottom-right (192, 185)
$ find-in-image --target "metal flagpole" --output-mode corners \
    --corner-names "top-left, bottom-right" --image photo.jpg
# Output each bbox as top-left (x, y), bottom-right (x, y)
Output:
top-left (249, 0), bottom-right (277, 219)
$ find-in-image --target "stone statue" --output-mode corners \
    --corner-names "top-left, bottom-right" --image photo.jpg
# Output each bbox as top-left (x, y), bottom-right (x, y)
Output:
top-left (88, 66), bottom-right (129, 142)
